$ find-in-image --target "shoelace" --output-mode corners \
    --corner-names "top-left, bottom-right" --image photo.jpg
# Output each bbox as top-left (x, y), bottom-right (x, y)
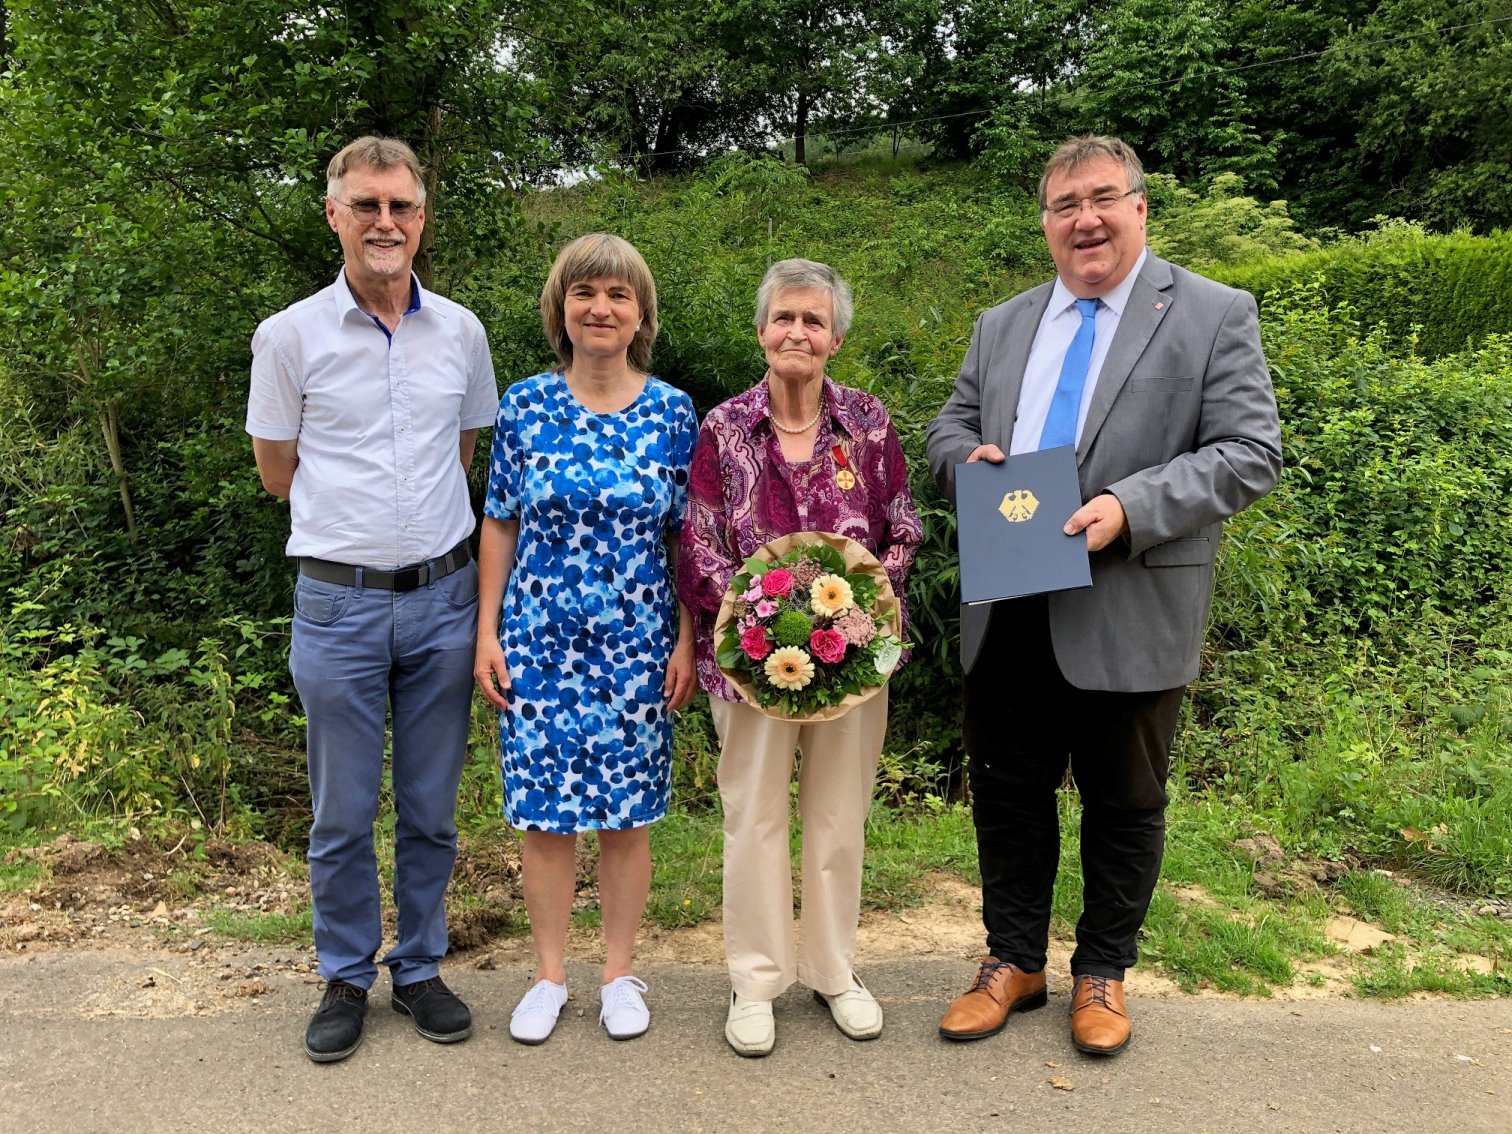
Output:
top-left (320, 980), bottom-right (366, 1005)
top-left (599, 976), bottom-right (648, 1024)
top-left (1075, 975), bottom-right (1115, 1010)
top-left (513, 981), bottom-right (564, 1019)
top-left (398, 976), bottom-right (446, 1000)
top-left (968, 959), bottom-right (1014, 995)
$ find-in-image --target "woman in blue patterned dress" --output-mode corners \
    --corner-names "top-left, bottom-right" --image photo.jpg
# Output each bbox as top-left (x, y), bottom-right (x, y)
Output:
top-left (473, 234), bottom-right (698, 1045)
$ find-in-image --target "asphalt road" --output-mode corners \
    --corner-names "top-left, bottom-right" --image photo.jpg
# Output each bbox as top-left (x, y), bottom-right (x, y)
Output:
top-left (1, 948), bottom-right (1508, 1133)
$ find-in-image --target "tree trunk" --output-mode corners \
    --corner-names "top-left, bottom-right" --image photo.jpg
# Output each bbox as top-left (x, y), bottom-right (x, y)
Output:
top-left (99, 403), bottom-right (137, 538)
top-left (413, 103), bottom-right (442, 292)
top-left (649, 106), bottom-right (690, 175)
top-left (795, 88), bottom-right (810, 166)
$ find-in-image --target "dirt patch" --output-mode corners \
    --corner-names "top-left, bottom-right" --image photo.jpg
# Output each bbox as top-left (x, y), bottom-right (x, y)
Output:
top-left (3, 834), bottom-right (1504, 1006)
top-left (1326, 915), bottom-right (1397, 954)
top-left (1, 834), bottom-right (303, 952)
top-left (1231, 831), bottom-right (1355, 900)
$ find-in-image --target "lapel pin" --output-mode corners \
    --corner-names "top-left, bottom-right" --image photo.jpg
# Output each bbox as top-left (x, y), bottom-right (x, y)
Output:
top-left (1154, 301), bottom-right (1165, 310)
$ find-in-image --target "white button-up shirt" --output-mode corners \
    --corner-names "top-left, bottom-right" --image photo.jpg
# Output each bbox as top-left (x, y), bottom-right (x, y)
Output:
top-left (1010, 249), bottom-right (1149, 455)
top-left (246, 271), bottom-right (499, 567)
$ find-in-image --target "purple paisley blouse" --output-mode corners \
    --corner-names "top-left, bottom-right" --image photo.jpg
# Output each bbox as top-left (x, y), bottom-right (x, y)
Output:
top-left (676, 376), bottom-right (923, 702)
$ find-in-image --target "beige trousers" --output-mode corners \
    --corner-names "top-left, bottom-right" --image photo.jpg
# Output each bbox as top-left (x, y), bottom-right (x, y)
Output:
top-left (709, 688), bottom-right (888, 1000)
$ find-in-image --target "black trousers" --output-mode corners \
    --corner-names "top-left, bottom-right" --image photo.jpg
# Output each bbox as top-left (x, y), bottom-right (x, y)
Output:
top-left (964, 596), bottom-right (1184, 980)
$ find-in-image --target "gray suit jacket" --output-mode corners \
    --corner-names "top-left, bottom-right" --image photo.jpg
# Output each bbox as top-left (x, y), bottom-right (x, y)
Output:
top-left (927, 253), bottom-right (1282, 691)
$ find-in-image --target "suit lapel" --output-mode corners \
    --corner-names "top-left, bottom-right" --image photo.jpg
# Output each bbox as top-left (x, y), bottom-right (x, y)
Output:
top-left (991, 283), bottom-right (1054, 452)
top-left (1078, 255), bottom-right (1175, 460)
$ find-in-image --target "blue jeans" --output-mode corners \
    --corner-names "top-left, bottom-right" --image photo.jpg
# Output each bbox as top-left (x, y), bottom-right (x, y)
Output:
top-left (289, 560), bottom-right (478, 989)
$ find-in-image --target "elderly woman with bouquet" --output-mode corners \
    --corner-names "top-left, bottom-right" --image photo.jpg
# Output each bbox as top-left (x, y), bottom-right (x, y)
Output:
top-left (677, 258), bottom-right (921, 1057)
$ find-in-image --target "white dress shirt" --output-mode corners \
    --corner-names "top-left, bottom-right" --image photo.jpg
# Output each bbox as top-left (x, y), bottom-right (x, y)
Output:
top-left (246, 271), bottom-right (499, 567)
top-left (1009, 249), bottom-right (1149, 455)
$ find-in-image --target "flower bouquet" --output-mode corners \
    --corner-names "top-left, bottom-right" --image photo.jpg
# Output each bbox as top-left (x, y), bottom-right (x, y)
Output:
top-left (714, 531), bottom-right (908, 721)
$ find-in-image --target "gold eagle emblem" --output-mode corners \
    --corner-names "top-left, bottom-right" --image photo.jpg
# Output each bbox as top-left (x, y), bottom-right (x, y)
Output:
top-left (998, 489), bottom-right (1039, 523)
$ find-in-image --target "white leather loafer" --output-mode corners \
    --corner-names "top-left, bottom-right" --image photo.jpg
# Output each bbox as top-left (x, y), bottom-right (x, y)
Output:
top-left (815, 973), bottom-right (883, 1040)
top-left (724, 991), bottom-right (775, 1057)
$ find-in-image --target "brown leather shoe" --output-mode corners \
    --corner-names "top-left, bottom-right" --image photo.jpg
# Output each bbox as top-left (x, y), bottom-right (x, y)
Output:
top-left (938, 957), bottom-right (1048, 1041)
top-left (1070, 975), bottom-right (1131, 1055)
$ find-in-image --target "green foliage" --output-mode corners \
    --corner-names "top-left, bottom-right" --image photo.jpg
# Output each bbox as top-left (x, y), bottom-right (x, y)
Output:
top-left (3, 146), bottom-right (1510, 913)
top-left (1181, 283), bottom-right (1512, 895)
top-left (1215, 225), bottom-right (1512, 358)
top-left (204, 907), bottom-right (313, 944)
top-left (1262, 293), bottom-right (1512, 632)
top-left (1352, 941), bottom-right (1509, 998)
top-left (1075, 0), bottom-right (1278, 188)
top-left (1147, 173), bottom-right (1319, 271)
top-left (859, 801), bottom-right (979, 908)
top-left (646, 809), bottom-right (724, 928)
top-left (1321, 0), bottom-right (1512, 231)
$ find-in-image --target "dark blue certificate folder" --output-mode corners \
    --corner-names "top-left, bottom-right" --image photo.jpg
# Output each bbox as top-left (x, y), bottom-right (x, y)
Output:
top-left (955, 446), bottom-right (1092, 605)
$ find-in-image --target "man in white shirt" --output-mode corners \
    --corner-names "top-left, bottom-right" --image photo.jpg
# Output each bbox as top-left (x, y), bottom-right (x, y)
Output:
top-left (928, 136), bottom-right (1280, 1056)
top-left (247, 136), bottom-right (499, 1063)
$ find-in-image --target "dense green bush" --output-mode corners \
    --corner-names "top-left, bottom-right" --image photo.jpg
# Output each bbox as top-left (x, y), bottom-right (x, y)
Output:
top-left (1195, 296), bottom-right (1512, 893)
top-left (1214, 225), bottom-right (1512, 359)
top-left (3, 159), bottom-right (1510, 894)
top-left (1145, 172), bottom-right (1318, 271)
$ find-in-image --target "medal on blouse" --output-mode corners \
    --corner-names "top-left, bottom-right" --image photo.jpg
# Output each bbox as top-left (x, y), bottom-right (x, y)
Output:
top-left (832, 444), bottom-right (856, 490)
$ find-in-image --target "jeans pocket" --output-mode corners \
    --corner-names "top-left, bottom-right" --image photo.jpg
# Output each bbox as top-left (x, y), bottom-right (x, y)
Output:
top-left (438, 560), bottom-right (479, 610)
top-left (294, 578), bottom-right (351, 626)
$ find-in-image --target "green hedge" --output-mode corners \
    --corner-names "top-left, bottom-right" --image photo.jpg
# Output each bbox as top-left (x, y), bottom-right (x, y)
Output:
top-left (1214, 227), bottom-right (1512, 359)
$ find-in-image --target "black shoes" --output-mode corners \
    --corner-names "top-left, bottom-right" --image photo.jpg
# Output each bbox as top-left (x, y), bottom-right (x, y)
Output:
top-left (391, 976), bottom-right (474, 1044)
top-left (305, 980), bottom-right (369, 1063)
top-left (306, 975), bottom-right (472, 1062)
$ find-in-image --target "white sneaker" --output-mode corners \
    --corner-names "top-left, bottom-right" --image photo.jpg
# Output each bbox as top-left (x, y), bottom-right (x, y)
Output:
top-left (815, 973), bottom-right (883, 1040)
top-left (509, 978), bottom-right (568, 1045)
top-left (725, 991), bottom-right (775, 1057)
top-left (598, 976), bottom-right (650, 1040)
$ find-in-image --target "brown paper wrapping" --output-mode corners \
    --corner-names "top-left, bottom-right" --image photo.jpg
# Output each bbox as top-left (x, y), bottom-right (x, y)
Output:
top-left (714, 531), bottom-right (902, 722)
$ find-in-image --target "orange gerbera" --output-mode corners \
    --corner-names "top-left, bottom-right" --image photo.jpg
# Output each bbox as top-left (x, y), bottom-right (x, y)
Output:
top-left (809, 574), bottom-right (854, 616)
top-left (764, 646), bottom-right (816, 690)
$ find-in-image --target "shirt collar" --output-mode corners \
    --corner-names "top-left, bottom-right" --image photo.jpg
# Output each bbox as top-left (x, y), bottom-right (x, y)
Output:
top-left (1048, 247), bottom-right (1149, 319)
top-left (332, 270), bottom-right (424, 325)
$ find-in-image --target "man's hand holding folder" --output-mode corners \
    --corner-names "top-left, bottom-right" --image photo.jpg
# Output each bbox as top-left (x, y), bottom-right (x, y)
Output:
top-left (954, 445), bottom-right (1094, 605)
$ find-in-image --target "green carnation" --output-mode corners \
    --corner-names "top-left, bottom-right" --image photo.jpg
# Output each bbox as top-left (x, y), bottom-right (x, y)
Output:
top-left (772, 609), bottom-right (814, 648)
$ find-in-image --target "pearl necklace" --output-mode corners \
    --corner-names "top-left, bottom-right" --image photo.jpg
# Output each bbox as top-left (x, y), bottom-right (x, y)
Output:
top-left (771, 396), bottom-right (824, 435)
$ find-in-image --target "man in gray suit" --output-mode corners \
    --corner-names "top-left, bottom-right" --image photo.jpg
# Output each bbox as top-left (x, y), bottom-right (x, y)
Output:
top-left (927, 136), bottom-right (1281, 1055)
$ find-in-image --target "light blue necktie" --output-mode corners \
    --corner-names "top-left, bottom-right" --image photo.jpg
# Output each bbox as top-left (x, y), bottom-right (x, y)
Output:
top-left (1037, 298), bottom-right (1100, 450)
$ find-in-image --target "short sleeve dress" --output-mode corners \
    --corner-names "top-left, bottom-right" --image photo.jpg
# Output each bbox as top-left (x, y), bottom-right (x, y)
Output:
top-left (484, 371), bottom-right (698, 833)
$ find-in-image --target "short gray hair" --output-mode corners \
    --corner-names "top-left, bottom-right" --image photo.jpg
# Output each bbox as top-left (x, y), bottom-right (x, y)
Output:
top-left (327, 136), bottom-right (427, 204)
top-left (1037, 135), bottom-right (1145, 210)
top-left (755, 258), bottom-right (854, 339)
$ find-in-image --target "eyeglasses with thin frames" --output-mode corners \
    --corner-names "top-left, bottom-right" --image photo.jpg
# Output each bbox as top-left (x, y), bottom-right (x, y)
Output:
top-left (338, 197), bottom-right (422, 223)
top-left (1045, 188), bottom-right (1139, 221)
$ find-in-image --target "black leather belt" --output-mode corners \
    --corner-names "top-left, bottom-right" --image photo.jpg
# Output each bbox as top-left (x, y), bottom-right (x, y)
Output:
top-left (297, 538), bottom-right (472, 592)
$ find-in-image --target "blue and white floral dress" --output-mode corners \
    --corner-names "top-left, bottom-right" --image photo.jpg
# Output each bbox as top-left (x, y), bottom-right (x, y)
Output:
top-left (484, 371), bottom-right (697, 832)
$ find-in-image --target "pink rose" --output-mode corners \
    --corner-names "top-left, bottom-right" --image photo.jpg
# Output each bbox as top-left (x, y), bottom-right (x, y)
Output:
top-left (761, 568), bottom-right (794, 598)
top-left (740, 625), bottom-right (773, 660)
top-left (808, 628), bottom-right (847, 665)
